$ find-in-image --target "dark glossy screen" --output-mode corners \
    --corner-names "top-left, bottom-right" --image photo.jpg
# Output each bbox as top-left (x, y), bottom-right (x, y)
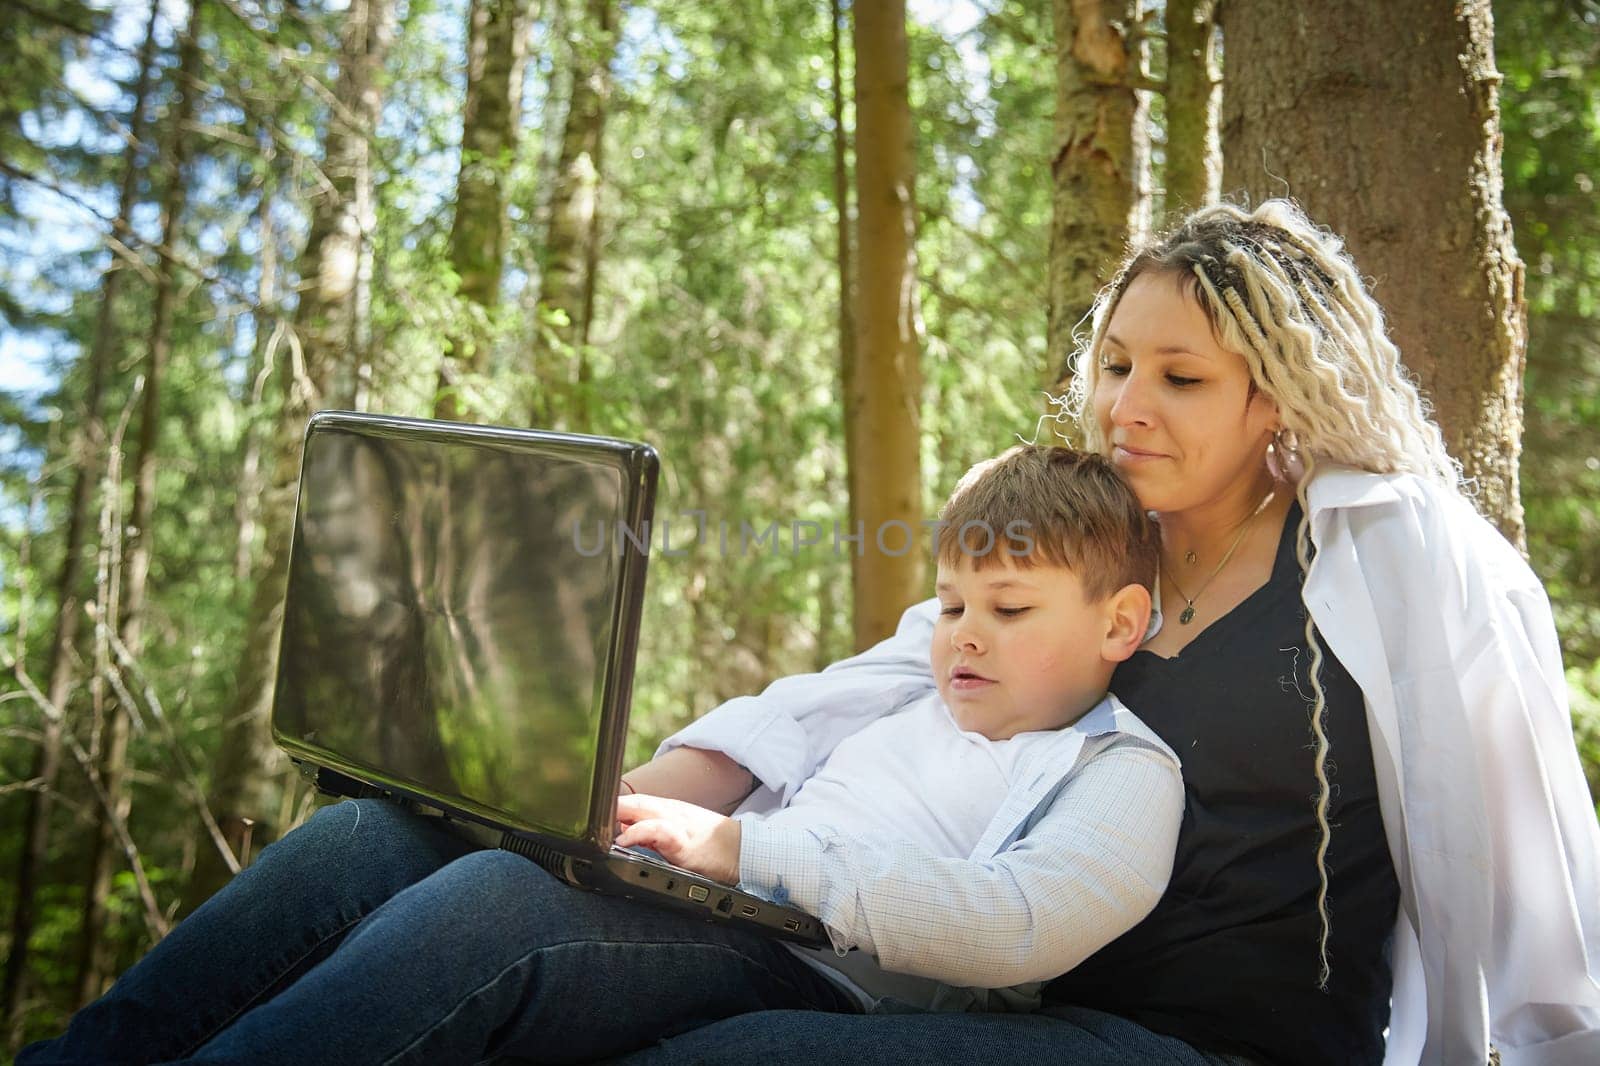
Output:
top-left (273, 420), bottom-right (638, 839)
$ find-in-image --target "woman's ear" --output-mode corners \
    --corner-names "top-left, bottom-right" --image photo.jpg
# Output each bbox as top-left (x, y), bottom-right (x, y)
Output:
top-left (1265, 396), bottom-right (1283, 432)
top-left (1248, 379), bottom-right (1282, 429)
top-left (1101, 583), bottom-right (1152, 664)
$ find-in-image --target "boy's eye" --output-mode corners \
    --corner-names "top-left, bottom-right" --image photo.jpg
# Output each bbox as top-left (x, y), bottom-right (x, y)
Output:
top-left (995, 607), bottom-right (1029, 617)
top-left (940, 605), bottom-right (963, 617)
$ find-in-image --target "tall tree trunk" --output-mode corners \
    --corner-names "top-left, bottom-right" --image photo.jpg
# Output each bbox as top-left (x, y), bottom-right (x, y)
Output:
top-left (2, 0), bottom-right (162, 1038)
top-left (435, 0), bottom-right (530, 422)
top-left (1221, 0), bottom-right (1526, 542)
top-left (1047, 0), bottom-right (1151, 383)
top-left (71, 5), bottom-right (202, 1000)
top-left (1163, 0), bottom-right (1219, 214)
top-left (830, 0), bottom-right (860, 658)
top-left (849, 0), bottom-right (923, 651)
top-left (235, 123), bottom-right (278, 582)
top-left (72, 6), bottom-right (203, 1006)
top-left (535, 0), bottom-right (615, 433)
top-left (178, 0), bottom-right (396, 918)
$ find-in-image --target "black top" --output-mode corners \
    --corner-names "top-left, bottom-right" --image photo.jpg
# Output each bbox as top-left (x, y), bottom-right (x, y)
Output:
top-left (1044, 504), bottom-right (1399, 1066)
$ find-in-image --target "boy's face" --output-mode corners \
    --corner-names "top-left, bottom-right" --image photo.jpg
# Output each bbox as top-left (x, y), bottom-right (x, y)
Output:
top-left (932, 557), bottom-right (1120, 740)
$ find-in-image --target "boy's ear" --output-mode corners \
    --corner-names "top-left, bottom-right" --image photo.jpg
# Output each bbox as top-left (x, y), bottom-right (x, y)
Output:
top-left (1100, 583), bottom-right (1152, 663)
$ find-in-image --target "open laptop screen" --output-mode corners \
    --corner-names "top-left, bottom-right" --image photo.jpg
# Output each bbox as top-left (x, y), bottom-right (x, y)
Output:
top-left (271, 413), bottom-right (656, 841)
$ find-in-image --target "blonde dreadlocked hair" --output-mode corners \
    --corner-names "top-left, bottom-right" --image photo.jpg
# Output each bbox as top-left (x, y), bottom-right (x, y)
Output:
top-left (1066, 199), bottom-right (1464, 989)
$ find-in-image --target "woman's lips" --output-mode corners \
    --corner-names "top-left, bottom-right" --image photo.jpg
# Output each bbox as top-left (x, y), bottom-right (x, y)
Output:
top-left (1112, 443), bottom-right (1166, 463)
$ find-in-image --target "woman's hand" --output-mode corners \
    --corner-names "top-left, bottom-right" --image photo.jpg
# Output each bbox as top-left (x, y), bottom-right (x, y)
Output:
top-left (615, 794), bottom-right (742, 886)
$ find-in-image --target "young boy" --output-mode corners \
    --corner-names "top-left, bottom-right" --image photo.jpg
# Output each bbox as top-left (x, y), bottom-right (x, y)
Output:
top-left (615, 445), bottom-right (1183, 1012)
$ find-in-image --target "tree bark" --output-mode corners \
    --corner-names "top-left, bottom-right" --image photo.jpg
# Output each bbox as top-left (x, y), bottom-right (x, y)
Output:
top-left (829, 0), bottom-right (859, 657)
top-left (235, 122), bottom-right (277, 582)
top-left (2, 0), bottom-right (163, 1036)
top-left (534, 0), bottom-right (614, 433)
top-left (73, 4), bottom-right (203, 1006)
top-left (1221, 0), bottom-right (1526, 542)
top-left (179, 0), bottom-right (397, 917)
top-left (1163, 0), bottom-right (1219, 214)
top-left (849, 0), bottom-right (923, 651)
top-left (435, 0), bottom-right (531, 422)
top-left (1047, 0), bottom-right (1151, 384)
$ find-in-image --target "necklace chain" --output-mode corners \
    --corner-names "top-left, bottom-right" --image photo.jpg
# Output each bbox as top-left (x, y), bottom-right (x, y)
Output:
top-left (1164, 491), bottom-right (1276, 625)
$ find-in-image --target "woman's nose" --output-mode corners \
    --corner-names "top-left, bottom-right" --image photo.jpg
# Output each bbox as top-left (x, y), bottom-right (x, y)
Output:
top-left (1107, 371), bottom-right (1154, 428)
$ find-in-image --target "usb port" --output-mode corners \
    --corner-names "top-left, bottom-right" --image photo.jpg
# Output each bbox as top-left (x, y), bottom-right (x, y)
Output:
top-left (783, 918), bottom-right (800, 932)
top-left (740, 904), bottom-right (758, 918)
top-left (688, 885), bottom-right (709, 902)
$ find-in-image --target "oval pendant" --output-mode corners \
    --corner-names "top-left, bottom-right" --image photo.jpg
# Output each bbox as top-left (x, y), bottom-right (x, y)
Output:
top-left (1179, 605), bottom-right (1196, 625)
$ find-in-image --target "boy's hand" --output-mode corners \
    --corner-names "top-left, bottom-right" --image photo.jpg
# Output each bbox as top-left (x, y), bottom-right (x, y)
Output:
top-left (615, 794), bottom-right (742, 886)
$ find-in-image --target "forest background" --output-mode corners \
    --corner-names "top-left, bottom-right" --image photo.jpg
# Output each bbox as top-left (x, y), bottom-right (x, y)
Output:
top-left (1, 0), bottom-right (1597, 1051)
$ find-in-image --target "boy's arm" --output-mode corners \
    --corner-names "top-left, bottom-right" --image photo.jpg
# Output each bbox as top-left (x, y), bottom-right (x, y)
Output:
top-left (639, 598), bottom-right (939, 805)
top-left (737, 736), bottom-right (1184, 988)
top-left (619, 747), bottom-right (754, 815)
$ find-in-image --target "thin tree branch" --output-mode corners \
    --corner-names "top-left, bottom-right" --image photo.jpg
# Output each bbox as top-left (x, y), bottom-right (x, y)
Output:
top-left (94, 612), bottom-right (242, 878)
top-left (1, 0), bottom-right (96, 37)
top-left (83, 378), bottom-right (240, 878)
top-left (0, 158), bottom-right (286, 318)
top-left (1, 652), bottom-right (170, 941)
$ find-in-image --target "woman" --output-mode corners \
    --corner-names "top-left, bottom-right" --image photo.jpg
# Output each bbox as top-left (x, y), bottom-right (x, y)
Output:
top-left (621, 200), bottom-right (1600, 1064)
top-left (24, 201), bottom-right (1599, 1065)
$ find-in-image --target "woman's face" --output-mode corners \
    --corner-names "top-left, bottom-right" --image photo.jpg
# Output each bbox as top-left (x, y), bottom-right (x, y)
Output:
top-left (1091, 270), bottom-right (1280, 516)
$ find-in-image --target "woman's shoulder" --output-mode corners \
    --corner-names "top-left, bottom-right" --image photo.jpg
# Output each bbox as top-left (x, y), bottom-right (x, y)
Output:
top-left (1304, 465), bottom-right (1541, 596)
top-left (1304, 464), bottom-right (1456, 515)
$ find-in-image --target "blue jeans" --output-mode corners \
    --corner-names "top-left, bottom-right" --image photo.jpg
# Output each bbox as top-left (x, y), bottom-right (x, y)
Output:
top-left (18, 798), bottom-right (855, 1065)
top-left (616, 1007), bottom-right (1258, 1065)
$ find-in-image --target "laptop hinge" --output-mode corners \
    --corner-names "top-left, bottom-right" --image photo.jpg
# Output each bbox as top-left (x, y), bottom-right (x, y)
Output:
top-left (295, 760), bottom-right (394, 804)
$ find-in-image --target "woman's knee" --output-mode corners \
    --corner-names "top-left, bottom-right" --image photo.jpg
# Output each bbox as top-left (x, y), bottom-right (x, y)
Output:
top-left (252, 799), bottom-right (472, 890)
top-left (427, 848), bottom-right (563, 918)
top-left (358, 849), bottom-right (571, 958)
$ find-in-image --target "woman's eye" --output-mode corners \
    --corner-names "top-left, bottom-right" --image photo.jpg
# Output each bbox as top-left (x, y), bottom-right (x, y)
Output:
top-left (1166, 373), bottom-right (1203, 388)
top-left (1099, 362), bottom-right (1131, 377)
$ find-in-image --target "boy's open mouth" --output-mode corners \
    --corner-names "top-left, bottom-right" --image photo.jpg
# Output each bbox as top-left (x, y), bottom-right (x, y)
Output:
top-left (949, 666), bottom-right (995, 689)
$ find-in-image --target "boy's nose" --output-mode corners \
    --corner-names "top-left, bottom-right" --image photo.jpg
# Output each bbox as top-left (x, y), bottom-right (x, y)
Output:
top-left (951, 624), bottom-right (984, 653)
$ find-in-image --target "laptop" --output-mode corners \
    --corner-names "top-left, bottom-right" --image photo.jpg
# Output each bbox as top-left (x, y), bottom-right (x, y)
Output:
top-left (270, 410), bottom-right (827, 947)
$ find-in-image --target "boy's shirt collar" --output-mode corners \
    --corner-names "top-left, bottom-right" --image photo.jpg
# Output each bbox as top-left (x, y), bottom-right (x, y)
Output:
top-left (1145, 573), bottom-right (1165, 643)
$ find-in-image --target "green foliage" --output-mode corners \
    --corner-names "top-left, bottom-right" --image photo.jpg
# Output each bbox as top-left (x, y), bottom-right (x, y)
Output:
top-left (1568, 662), bottom-right (1600, 814)
top-left (1497, 0), bottom-right (1600, 669)
top-left (919, 1), bottom-right (1055, 498)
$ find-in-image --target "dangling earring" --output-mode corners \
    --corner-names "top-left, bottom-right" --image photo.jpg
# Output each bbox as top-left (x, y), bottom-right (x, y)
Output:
top-left (1266, 427), bottom-right (1304, 483)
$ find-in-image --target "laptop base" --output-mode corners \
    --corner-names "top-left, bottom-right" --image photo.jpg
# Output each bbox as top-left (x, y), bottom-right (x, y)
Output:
top-left (296, 760), bottom-right (829, 949)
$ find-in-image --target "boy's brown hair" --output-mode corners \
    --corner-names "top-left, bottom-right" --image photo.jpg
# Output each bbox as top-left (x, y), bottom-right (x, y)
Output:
top-left (935, 445), bottom-right (1158, 602)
